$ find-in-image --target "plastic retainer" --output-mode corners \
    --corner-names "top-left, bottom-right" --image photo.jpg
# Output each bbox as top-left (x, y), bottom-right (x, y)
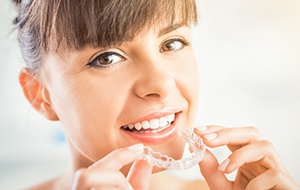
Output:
top-left (141, 127), bottom-right (206, 170)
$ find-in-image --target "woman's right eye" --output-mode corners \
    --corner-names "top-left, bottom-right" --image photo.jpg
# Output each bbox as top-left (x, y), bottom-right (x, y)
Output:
top-left (87, 52), bottom-right (125, 68)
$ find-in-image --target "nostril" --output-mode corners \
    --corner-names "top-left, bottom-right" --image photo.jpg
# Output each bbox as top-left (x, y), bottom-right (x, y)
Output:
top-left (144, 93), bottom-right (161, 98)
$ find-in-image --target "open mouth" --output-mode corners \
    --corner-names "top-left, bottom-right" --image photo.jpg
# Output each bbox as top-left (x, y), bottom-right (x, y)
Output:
top-left (121, 113), bottom-right (175, 134)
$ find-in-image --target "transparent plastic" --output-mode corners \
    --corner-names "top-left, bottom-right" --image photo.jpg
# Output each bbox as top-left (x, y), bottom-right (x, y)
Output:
top-left (141, 127), bottom-right (206, 170)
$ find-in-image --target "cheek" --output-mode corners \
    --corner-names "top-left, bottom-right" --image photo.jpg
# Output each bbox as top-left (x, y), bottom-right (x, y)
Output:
top-left (47, 72), bottom-right (128, 160)
top-left (177, 50), bottom-right (199, 93)
top-left (176, 51), bottom-right (200, 122)
top-left (184, 57), bottom-right (199, 93)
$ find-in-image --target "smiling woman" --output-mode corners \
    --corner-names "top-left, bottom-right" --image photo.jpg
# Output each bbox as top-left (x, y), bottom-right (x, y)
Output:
top-left (9, 0), bottom-right (300, 189)
top-left (15, 0), bottom-right (200, 189)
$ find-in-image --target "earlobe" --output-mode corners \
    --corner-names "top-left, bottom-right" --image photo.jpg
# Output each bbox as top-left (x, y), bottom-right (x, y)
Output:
top-left (19, 68), bottom-right (59, 121)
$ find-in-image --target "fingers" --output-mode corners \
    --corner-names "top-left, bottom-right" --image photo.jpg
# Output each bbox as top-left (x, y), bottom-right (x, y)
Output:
top-left (195, 125), bottom-right (263, 152)
top-left (219, 140), bottom-right (283, 174)
top-left (195, 125), bottom-right (299, 189)
top-left (72, 143), bottom-right (145, 190)
top-left (127, 159), bottom-right (153, 190)
top-left (195, 126), bottom-right (287, 174)
top-left (89, 143), bottom-right (144, 170)
top-left (198, 149), bottom-right (233, 190)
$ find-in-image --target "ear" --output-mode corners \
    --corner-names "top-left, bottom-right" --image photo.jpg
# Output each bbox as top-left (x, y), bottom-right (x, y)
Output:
top-left (19, 68), bottom-right (59, 121)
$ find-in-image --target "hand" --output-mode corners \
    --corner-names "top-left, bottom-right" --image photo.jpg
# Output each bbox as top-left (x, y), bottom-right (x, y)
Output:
top-left (195, 125), bottom-right (300, 190)
top-left (71, 143), bottom-right (152, 190)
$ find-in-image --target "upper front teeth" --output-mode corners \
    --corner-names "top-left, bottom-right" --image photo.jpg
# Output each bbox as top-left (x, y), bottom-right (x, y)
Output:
top-left (125, 113), bottom-right (175, 131)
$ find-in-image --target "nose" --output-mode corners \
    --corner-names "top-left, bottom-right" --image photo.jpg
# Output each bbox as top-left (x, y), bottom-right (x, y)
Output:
top-left (133, 58), bottom-right (176, 101)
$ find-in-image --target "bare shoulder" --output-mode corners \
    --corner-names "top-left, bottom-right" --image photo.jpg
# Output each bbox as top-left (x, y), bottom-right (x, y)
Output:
top-left (26, 178), bottom-right (57, 190)
top-left (25, 174), bottom-right (70, 190)
top-left (150, 172), bottom-right (209, 190)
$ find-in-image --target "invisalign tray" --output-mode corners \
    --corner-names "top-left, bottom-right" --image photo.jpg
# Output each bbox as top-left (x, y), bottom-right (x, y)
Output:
top-left (141, 127), bottom-right (206, 170)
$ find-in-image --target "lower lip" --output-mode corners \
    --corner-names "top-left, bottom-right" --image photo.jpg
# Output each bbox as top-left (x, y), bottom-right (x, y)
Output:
top-left (121, 113), bottom-right (180, 144)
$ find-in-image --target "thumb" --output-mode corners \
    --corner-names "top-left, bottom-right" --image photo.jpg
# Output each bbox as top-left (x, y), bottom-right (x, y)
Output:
top-left (127, 159), bottom-right (153, 190)
top-left (199, 149), bottom-right (232, 190)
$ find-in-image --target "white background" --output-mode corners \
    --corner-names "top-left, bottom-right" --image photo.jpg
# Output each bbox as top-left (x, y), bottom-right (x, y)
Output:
top-left (1, 0), bottom-right (300, 189)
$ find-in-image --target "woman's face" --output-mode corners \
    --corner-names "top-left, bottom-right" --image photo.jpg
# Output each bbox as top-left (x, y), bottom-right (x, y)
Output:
top-left (42, 25), bottom-right (199, 171)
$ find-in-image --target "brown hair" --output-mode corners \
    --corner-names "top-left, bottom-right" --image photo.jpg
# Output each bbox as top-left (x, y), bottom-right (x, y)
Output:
top-left (13, 0), bottom-right (198, 73)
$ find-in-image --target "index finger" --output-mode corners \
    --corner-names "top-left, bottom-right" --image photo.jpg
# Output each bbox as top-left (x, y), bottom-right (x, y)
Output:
top-left (196, 126), bottom-right (262, 146)
top-left (89, 143), bottom-right (144, 170)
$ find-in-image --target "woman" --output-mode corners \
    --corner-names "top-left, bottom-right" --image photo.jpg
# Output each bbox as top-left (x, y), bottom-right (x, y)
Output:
top-left (13, 0), bottom-right (299, 189)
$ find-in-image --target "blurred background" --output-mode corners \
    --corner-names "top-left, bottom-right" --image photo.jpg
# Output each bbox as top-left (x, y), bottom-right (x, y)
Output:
top-left (1, 0), bottom-right (299, 189)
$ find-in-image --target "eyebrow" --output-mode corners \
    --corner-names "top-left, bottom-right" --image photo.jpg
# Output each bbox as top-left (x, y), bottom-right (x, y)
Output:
top-left (157, 23), bottom-right (185, 38)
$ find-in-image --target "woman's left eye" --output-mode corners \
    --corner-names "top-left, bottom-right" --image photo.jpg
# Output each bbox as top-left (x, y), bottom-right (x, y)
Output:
top-left (160, 38), bottom-right (190, 53)
top-left (87, 52), bottom-right (125, 68)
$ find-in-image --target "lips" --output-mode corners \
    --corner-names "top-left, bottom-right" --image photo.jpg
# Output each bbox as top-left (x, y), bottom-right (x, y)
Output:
top-left (120, 112), bottom-right (179, 144)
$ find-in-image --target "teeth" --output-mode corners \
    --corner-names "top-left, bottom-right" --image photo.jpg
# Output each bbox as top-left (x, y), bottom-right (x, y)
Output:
top-left (167, 114), bottom-right (175, 123)
top-left (128, 124), bottom-right (134, 129)
top-left (149, 119), bottom-right (159, 129)
top-left (159, 117), bottom-right (168, 126)
top-left (123, 113), bottom-right (175, 131)
top-left (141, 121), bottom-right (150, 129)
top-left (134, 123), bottom-right (142, 130)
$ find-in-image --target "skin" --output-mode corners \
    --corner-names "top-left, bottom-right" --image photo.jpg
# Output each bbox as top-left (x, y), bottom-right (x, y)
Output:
top-left (19, 24), bottom-right (300, 189)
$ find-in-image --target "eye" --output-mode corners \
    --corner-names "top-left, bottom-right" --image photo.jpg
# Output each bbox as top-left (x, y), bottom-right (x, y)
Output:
top-left (160, 37), bottom-right (190, 53)
top-left (87, 51), bottom-right (125, 68)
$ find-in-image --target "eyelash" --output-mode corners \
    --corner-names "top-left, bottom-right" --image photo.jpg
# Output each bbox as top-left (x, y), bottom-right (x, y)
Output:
top-left (86, 37), bottom-right (191, 68)
top-left (159, 37), bottom-right (191, 53)
top-left (87, 51), bottom-right (125, 68)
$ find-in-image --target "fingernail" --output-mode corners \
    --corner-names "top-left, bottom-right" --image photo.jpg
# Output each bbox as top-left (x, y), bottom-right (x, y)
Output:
top-left (195, 125), bottom-right (208, 131)
top-left (128, 143), bottom-right (144, 152)
top-left (204, 133), bottom-right (217, 140)
top-left (218, 158), bottom-right (230, 172)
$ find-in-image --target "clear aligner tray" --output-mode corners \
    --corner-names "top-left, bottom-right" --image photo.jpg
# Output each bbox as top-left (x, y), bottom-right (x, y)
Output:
top-left (141, 127), bottom-right (206, 170)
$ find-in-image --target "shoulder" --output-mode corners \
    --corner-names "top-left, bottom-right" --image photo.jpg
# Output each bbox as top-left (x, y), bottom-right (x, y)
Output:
top-left (150, 172), bottom-right (209, 190)
top-left (25, 176), bottom-right (62, 190)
